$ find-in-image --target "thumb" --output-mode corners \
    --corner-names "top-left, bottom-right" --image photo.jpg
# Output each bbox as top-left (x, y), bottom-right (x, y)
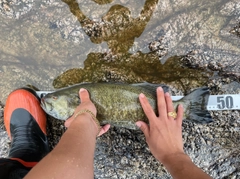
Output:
top-left (64, 117), bottom-right (74, 128)
top-left (136, 121), bottom-right (149, 138)
top-left (98, 124), bottom-right (111, 137)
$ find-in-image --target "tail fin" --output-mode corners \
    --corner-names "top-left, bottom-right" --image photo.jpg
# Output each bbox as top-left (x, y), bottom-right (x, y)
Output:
top-left (181, 87), bottom-right (212, 124)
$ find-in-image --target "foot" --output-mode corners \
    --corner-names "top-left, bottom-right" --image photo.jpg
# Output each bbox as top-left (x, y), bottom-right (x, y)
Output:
top-left (4, 88), bottom-right (50, 168)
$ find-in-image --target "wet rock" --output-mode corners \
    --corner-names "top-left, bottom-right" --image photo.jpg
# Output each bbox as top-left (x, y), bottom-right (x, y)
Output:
top-left (221, 81), bottom-right (240, 94)
top-left (148, 37), bottom-right (168, 58)
top-left (0, 101), bottom-right (10, 158)
top-left (0, 101), bottom-right (4, 130)
top-left (0, 0), bottom-right (34, 19)
top-left (135, 0), bottom-right (240, 79)
top-left (230, 22), bottom-right (240, 37)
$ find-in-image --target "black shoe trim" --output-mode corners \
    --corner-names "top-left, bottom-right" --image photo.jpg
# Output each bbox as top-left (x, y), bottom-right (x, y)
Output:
top-left (9, 109), bottom-right (49, 162)
top-left (15, 87), bottom-right (40, 101)
top-left (0, 158), bottom-right (30, 179)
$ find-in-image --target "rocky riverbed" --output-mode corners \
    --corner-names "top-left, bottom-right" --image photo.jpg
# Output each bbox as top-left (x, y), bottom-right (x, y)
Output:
top-left (0, 0), bottom-right (240, 178)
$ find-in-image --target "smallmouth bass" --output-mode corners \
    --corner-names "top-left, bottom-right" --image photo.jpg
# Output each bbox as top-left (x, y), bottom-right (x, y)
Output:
top-left (41, 82), bottom-right (212, 129)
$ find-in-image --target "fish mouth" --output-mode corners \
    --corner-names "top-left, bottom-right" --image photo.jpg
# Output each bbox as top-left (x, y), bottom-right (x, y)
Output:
top-left (40, 98), bottom-right (51, 114)
top-left (40, 98), bottom-right (46, 108)
top-left (40, 98), bottom-right (56, 118)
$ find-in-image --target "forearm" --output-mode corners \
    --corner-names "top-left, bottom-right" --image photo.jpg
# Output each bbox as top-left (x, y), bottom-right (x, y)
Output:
top-left (25, 114), bottom-right (97, 179)
top-left (161, 153), bottom-right (212, 179)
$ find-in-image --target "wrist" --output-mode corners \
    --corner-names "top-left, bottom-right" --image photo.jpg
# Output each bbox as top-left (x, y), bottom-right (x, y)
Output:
top-left (72, 113), bottom-right (99, 136)
top-left (159, 152), bottom-right (188, 166)
top-left (159, 152), bottom-right (212, 179)
top-left (74, 109), bottom-right (100, 135)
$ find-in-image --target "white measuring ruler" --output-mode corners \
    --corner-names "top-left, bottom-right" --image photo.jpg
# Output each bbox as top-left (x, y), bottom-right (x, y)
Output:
top-left (37, 91), bottom-right (240, 111)
top-left (171, 95), bottom-right (239, 110)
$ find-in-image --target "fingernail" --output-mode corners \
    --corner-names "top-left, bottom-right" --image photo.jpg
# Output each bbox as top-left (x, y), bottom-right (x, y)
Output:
top-left (80, 88), bottom-right (86, 92)
top-left (136, 122), bottom-right (141, 128)
top-left (165, 92), bottom-right (170, 96)
top-left (179, 104), bottom-right (183, 108)
top-left (139, 93), bottom-right (145, 98)
top-left (157, 87), bottom-right (163, 92)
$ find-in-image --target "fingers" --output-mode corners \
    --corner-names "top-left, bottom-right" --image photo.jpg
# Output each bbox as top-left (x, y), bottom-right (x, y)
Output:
top-left (176, 104), bottom-right (184, 126)
top-left (157, 87), bottom-right (167, 118)
top-left (136, 121), bottom-right (149, 138)
top-left (165, 92), bottom-right (175, 120)
top-left (98, 124), bottom-right (111, 137)
top-left (79, 88), bottom-right (90, 102)
top-left (139, 93), bottom-right (156, 121)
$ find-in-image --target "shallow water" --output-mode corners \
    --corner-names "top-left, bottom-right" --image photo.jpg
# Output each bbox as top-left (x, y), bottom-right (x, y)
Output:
top-left (0, 0), bottom-right (239, 101)
top-left (0, 0), bottom-right (240, 178)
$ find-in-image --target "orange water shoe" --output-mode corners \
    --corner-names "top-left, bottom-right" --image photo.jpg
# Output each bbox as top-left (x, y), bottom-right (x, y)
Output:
top-left (3, 88), bottom-right (49, 168)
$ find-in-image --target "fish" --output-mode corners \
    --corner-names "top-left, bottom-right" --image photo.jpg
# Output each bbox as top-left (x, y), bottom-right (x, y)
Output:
top-left (41, 82), bottom-right (212, 129)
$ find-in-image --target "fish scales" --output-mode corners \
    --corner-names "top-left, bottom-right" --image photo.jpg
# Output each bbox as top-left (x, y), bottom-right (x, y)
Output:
top-left (41, 82), bottom-right (212, 129)
top-left (89, 84), bottom-right (157, 125)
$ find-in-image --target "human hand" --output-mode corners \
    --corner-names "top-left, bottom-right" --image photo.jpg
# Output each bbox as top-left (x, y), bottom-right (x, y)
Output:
top-left (136, 87), bottom-right (184, 164)
top-left (65, 88), bottom-right (110, 136)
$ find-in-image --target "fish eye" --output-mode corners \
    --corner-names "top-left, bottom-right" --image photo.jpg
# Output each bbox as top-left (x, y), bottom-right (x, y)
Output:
top-left (52, 96), bottom-right (58, 100)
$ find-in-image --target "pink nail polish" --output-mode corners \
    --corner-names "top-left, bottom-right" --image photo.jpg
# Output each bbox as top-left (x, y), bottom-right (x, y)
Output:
top-left (139, 93), bottom-right (145, 98)
top-left (158, 87), bottom-right (163, 92)
top-left (80, 88), bottom-right (85, 92)
top-left (136, 122), bottom-right (141, 128)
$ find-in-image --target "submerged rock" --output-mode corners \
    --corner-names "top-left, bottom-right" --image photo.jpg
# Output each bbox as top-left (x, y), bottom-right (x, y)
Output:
top-left (53, 53), bottom-right (212, 93)
top-left (230, 21), bottom-right (240, 38)
top-left (0, 0), bottom-right (34, 19)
